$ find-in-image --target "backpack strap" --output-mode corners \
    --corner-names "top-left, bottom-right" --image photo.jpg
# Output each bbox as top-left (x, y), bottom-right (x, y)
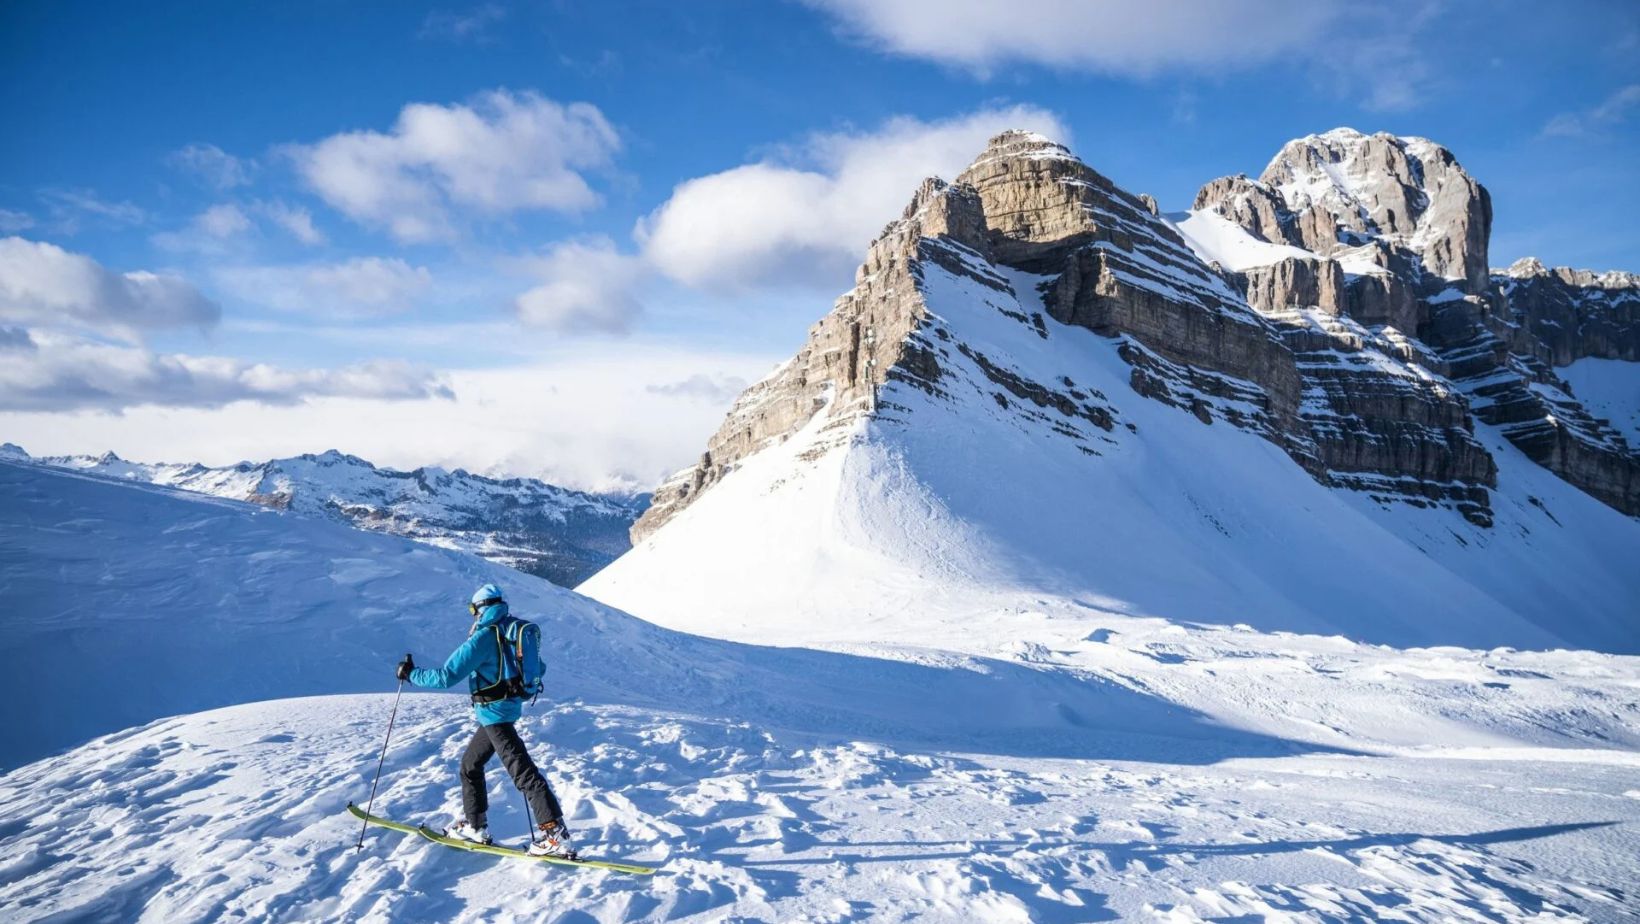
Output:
top-left (470, 621), bottom-right (515, 704)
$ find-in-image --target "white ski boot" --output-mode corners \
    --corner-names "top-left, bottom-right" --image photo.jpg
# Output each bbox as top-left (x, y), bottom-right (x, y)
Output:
top-left (528, 819), bottom-right (577, 859)
top-left (445, 819), bottom-right (493, 846)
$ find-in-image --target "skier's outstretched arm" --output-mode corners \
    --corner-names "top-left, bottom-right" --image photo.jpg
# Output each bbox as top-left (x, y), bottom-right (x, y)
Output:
top-left (407, 634), bottom-right (484, 689)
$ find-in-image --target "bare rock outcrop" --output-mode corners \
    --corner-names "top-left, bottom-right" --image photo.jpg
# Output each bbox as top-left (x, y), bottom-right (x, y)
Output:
top-left (1497, 257), bottom-right (1640, 365)
top-left (632, 179), bottom-right (991, 540)
top-left (957, 131), bottom-right (1315, 464)
top-left (1258, 128), bottom-right (1493, 294)
top-left (1230, 256), bottom-right (1346, 317)
top-left (642, 128), bottom-right (1640, 540)
top-left (1270, 310), bottom-right (1496, 525)
top-left (1196, 127), bottom-right (1638, 518)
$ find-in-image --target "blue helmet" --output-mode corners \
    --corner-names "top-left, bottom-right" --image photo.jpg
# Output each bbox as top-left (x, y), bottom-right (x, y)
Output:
top-left (469, 583), bottom-right (505, 614)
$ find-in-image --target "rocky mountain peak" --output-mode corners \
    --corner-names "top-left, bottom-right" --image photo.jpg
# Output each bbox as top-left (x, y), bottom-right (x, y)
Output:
top-left (1225, 128), bottom-right (1493, 294)
top-left (636, 127), bottom-right (1638, 543)
top-left (956, 128), bottom-right (1185, 276)
top-left (1504, 256), bottom-right (1549, 278)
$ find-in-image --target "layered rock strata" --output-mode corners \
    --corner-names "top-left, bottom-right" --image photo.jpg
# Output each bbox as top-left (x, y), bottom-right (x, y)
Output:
top-left (1497, 257), bottom-right (1640, 366)
top-left (640, 131), bottom-right (1523, 540)
top-left (1196, 129), bottom-right (1639, 517)
top-left (955, 132), bottom-right (1318, 469)
top-left (632, 179), bottom-right (994, 539)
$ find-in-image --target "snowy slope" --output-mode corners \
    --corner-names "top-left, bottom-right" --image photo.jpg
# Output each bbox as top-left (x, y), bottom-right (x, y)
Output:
top-left (4, 692), bottom-right (1638, 923)
top-left (5, 454), bottom-right (1640, 921)
top-left (1170, 209), bottom-right (1315, 271)
top-left (7, 446), bottom-right (641, 586)
top-left (1559, 358), bottom-right (1640, 446)
top-left (0, 459), bottom-right (1330, 771)
top-left (583, 257), bottom-right (1640, 655)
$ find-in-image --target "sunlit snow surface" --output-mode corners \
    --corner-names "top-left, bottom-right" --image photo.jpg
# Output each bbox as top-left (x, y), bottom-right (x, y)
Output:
top-left (5, 364), bottom-right (1640, 915)
top-left (1560, 357), bottom-right (1640, 446)
top-left (6, 238), bottom-right (1640, 920)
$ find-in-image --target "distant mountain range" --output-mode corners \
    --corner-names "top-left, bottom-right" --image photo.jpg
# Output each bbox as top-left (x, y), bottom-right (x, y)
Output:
top-left (0, 443), bottom-right (645, 587)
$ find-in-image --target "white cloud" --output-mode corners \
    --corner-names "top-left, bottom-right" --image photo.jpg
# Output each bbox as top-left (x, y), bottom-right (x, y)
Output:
top-left (636, 105), bottom-right (1068, 291)
top-left (0, 344), bottom-right (780, 492)
top-left (258, 201), bottom-right (325, 245)
top-left (167, 143), bottom-right (254, 191)
top-left (215, 257), bottom-right (433, 317)
top-left (0, 236), bottom-right (219, 340)
top-left (155, 201), bottom-right (326, 252)
top-left (420, 3), bottom-right (506, 41)
top-left (197, 203), bottom-right (253, 238)
top-left (288, 89), bottom-right (620, 242)
top-left (646, 373), bottom-right (749, 404)
top-left (152, 204), bottom-right (253, 253)
top-left (38, 188), bottom-right (147, 233)
top-left (0, 328), bottom-right (451, 413)
top-left (513, 237), bottom-right (644, 334)
top-left (1543, 84), bottom-right (1640, 137)
top-left (804, 0), bottom-right (1339, 76)
top-left (0, 209), bottom-right (34, 233)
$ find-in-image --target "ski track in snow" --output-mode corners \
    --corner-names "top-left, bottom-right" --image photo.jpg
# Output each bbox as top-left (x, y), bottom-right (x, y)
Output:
top-left (2, 694), bottom-right (1636, 923)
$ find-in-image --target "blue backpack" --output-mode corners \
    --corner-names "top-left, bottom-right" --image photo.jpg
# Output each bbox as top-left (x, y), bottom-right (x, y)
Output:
top-left (473, 616), bottom-right (546, 703)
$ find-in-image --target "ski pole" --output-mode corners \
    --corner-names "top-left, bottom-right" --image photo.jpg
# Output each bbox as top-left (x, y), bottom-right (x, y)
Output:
top-left (357, 658), bottom-right (409, 851)
top-left (519, 788), bottom-right (535, 842)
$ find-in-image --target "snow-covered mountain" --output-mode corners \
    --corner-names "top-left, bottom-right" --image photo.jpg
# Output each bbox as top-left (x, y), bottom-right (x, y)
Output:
top-left (583, 130), bottom-right (1640, 655)
top-left (5, 457), bottom-right (1640, 921)
top-left (4, 127), bottom-right (1639, 923)
top-left (0, 443), bottom-right (643, 586)
top-left (1187, 127), bottom-right (1639, 516)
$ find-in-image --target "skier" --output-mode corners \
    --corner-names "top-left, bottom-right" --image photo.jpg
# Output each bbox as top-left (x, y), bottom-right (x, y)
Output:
top-left (396, 583), bottom-right (576, 858)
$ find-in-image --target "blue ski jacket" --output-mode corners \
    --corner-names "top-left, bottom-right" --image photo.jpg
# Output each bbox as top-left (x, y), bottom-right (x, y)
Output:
top-left (409, 601), bottom-right (522, 726)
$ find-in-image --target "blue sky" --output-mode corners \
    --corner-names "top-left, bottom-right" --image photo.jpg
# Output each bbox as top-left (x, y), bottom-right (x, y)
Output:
top-left (1, 0), bottom-right (1637, 489)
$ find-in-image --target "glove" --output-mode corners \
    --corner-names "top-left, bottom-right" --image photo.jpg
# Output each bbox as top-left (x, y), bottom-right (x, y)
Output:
top-left (396, 653), bottom-right (415, 682)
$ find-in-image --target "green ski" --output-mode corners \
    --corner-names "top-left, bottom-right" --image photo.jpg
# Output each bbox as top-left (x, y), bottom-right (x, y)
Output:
top-left (346, 802), bottom-right (659, 875)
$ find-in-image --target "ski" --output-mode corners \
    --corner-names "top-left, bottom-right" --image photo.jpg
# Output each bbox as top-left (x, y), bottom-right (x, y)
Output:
top-left (346, 802), bottom-right (659, 875)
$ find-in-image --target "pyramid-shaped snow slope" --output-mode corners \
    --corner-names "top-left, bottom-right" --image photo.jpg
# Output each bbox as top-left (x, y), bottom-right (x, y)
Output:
top-left (582, 132), bottom-right (1640, 653)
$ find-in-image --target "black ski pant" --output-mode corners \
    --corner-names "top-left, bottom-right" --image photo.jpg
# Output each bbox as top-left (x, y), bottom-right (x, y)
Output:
top-left (459, 721), bottom-right (563, 829)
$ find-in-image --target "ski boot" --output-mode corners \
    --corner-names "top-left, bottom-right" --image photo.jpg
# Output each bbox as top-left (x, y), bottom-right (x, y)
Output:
top-left (528, 819), bottom-right (578, 859)
top-left (445, 819), bottom-right (493, 845)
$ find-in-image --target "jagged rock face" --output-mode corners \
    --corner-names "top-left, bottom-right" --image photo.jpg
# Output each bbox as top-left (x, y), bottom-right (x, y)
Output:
top-left (1463, 352), bottom-right (1640, 513)
top-left (1498, 257), bottom-right (1640, 365)
top-left (1193, 129), bottom-right (1639, 519)
top-left (639, 130), bottom-right (1518, 540)
top-left (957, 132), bottom-right (1313, 464)
top-left (1258, 128), bottom-right (1493, 294)
top-left (631, 179), bottom-right (989, 541)
top-left (1271, 310), bottom-right (1497, 524)
top-left (1230, 257), bottom-right (1346, 317)
top-left (1192, 175), bottom-right (1293, 247)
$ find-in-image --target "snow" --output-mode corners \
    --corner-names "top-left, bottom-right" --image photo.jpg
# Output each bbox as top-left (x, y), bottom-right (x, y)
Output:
top-left (584, 259), bottom-right (1640, 656)
top-left (15, 448), bottom-right (640, 585)
top-left (1169, 209), bottom-right (1316, 271)
top-left (4, 692), bottom-right (1636, 922)
top-left (1558, 357), bottom-right (1640, 446)
top-left (4, 444), bottom-right (1640, 918)
top-left (4, 206), bottom-right (1639, 919)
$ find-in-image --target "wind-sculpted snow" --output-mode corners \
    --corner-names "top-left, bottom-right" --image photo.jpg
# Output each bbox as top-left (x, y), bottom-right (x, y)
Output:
top-left (2, 687), bottom-right (1636, 921)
